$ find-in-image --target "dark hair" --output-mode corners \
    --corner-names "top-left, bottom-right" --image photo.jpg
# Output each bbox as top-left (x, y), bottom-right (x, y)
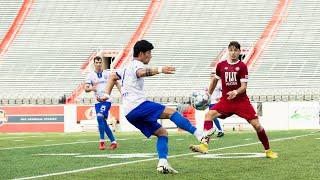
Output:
top-left (93, 56), bottom-right (102, 62)
top-left (228, 41), bottom-right (241, 50)
top-left (133, 40), bottom-right (154, 57)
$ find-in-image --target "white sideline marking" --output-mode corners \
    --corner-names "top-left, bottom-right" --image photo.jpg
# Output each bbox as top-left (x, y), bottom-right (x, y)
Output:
top-left (76, 139), bottom-right (90, 142)
top-left (0, 133), bottom-right (97, 140)
top-left (0, 136), bottom-right (45, 140)
top-left (34, 153), bottom-right (156, 159)
top-left (76, 153), bottom-right (156, 158)
top-left (36, 153), bottom-right (81, 156)
top-left (13, 140), bottom-right (25, 142)
top-left (195, 153), bottom-right (266, 159)
top-left (13, 133), bottom-right (319, 180)
top-left (0, 138), bottom-right (141, 150)
top-left (0, 141), bottom-right (97, 150)
top-left (0, 133), bottom-right (120, 140)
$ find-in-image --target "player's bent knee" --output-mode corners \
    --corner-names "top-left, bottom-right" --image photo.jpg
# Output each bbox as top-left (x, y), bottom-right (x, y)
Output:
top-left (161, 107), bottom-right (176, 119)
top-left (154, 127), bottom-right (168, 137)
top-left (249, 119), bottom-right (263, 131)
top-left (205, 110), bottom-right (219, 120)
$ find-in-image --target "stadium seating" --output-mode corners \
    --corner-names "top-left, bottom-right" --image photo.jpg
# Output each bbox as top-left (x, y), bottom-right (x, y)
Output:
top-left (0, 0), bottom-right (319, 104)
top-left (0, 0), bottom-right (22, 41)
top-left (248, 0), bottom-right (320, 100)
top-left (142, 0), bottom-right (277, 97)
top-left (0, 0), bottom-right (149, 104)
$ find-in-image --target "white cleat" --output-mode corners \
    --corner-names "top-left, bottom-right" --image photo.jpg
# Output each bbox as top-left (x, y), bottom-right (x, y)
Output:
top-left (204, 128), bottom-right (216, 137)
top-left (200, 128), bottom-right (216, 144)
top-left (157, 160), bottom-right (178, 174)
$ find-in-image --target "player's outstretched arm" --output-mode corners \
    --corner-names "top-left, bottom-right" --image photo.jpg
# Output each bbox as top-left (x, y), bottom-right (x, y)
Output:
top-left (84, 83), bottom-right (97, 93)
top-left (237, 82), bottom-right (247, 94)
top-left (115, 81), bottom-right (121, 94)
top-left (227, 82), bottom-right (247, 100)
top-left (98, 73), bottom-right (120, 101)
top-left (208, 76), bottom-right (218, 95)
top-left (136, 66), bottom-right (175, 78)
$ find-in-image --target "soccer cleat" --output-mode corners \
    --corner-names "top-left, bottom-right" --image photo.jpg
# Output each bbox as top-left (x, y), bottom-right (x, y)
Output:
top-left (217, 132), bottom-right (224, 138)
top-left (157, 161), bottom-right (178, 174)
top-left (109, 142), bottom-right (118, 150)
top-left (204, 128), bottom-right (216, 137)
top-left (200, 128), bottom-right (216, 144)
top-left (200, 135), bottom-right (211, 145)
top-left (99, 141), bottom-right (105, 150)
top-left (265, 149), bottom-right (278, 159)
top-left (189, 143), bottom-right (208, 154)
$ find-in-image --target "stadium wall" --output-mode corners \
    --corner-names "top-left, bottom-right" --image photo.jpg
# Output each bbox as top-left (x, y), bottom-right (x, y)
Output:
top-left (0, 102), bottom-right (318, 133)
top-left (195, 102), bottom-right (320, 131)
top-left (0, 106), bottom-right (64, 132)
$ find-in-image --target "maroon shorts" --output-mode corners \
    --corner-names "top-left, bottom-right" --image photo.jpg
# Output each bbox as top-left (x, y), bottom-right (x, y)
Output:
top-left (210, 97), bottom-right (258, 121)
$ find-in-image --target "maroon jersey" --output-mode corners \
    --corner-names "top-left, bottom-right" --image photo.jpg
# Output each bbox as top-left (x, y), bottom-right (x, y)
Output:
top-left (215, 60), bottom-right (248, 101)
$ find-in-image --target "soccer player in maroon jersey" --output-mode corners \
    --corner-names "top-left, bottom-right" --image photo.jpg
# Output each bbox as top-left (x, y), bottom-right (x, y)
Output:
top-left (190, 41), bottom-right (278, 158)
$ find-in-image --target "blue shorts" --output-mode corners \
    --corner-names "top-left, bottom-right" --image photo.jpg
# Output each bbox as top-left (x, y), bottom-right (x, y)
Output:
top-left (209, 103), bottom-right (216, 109)
top-left (126, 101), bottom-right (165, 138)
top-left (95, 101), bottom-right (111, 118)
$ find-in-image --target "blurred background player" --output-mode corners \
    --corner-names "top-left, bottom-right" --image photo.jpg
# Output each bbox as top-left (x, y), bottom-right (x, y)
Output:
top-left (190, 41), bottom-right (278, 158)
top-left (208, 78), bottom-right (224, 137)
top-left (101, 40), bottom-right (204, 174)
top-left (85, 56), bottom-right (121, 150)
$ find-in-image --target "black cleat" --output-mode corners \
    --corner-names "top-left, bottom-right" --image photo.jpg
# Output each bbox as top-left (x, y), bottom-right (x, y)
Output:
top-left (217, 132), bottom-right (224, 137)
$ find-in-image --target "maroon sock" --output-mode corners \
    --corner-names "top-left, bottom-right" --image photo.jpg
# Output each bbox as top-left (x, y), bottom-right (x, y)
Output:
top-left (203, 120), bottom-right (213, 131)
top-left (256, 128), bottom-right (270, 150)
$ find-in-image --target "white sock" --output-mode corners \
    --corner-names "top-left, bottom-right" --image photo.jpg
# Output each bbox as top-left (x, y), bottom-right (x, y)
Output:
top-left (193, 129), bottom-right (203, 142)
top-left (158, 158), bottom-right (168, 166)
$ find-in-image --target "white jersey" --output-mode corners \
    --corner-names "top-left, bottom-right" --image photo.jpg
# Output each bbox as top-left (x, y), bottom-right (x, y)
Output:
top-left (86, 69), bottom-right (111, 102)
top-left (116, 59), bottom-right (146, 115)
top-left (210, 80), bottom-right (222, 104)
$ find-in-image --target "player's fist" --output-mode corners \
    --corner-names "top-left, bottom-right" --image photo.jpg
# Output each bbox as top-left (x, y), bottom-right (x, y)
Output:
top-left (96, 95), bottom-right (105, 102)
top-left (227, 90), bottom-right (238, 100)
top-left (162, 66), bottom-right (175, 74)
top-left (96, 94), bottom-right (110, 102)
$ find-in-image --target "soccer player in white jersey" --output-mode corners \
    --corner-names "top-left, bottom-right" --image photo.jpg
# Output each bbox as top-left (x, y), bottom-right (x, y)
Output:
top-left (100, 40), bottom-right (204, 174)
top-left (85, 56), bottom-right (120, 150)
top-left (208, 78), bottom-right (224, 137)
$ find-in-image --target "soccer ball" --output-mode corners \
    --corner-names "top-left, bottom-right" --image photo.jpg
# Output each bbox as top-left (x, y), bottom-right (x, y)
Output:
top-left (190, 90), bottom-right (211, 110)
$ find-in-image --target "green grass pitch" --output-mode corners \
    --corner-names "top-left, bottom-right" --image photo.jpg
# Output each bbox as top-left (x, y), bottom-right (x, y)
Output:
top-left (0, 130), bottom-right (319, 179)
